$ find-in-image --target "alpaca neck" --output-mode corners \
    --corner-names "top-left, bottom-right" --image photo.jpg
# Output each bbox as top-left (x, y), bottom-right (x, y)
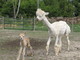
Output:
top-left (43, 17), bottom-right (51, 28)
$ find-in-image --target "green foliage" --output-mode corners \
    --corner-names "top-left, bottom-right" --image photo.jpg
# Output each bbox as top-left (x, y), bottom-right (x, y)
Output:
top-left (42, 0), bottom-right (60, 17)
top-left (43, 0), bottom-right (75, 17)
top-left (73, 0), bottom-right (80, 16)
top-left (0, 0), bottom-right (79, 17)
top-left (20, 0), bottom-right (37, 17)
top-left (0, 1), bottom-right (13, 17)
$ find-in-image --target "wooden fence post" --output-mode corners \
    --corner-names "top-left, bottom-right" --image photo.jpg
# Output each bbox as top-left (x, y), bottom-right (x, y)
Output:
top-left (3, 17), bottom-right (5, 29)
top-left (33, 16), bottom-right (36, 31)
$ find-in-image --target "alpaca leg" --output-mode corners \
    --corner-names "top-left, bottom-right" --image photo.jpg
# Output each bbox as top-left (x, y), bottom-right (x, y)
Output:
top-left (54, 37), bottom-right (62, 56)
top-left (54, 45), bottom-right (60, 56)
top-left (29, 46), bottom-right (33, 56)
top-left (66, 35), bottom-right (70, 51)
top-left (46, 36), bottom-right (51, 55)
top-left (28, 45), bottom-right (33, 56)
top-left (22, 47), bottom-right (26, 60)
top-left (59, 36), bottom-right (62, 53)
top-left (28, 41), bottom-right (33, 56)
top-left (54, 36), bottom-right (60, 56)
top-left (17, 47), bottom-right (23, 60)
top-left (55, 35), bottom-right (59, 45)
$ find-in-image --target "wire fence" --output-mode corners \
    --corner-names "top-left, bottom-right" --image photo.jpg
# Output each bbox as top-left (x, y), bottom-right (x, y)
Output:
top-left (0, 17), bottom-right (48, 31)
top-left (0, 17), bottom-right (80, 32)
top-left (4, 18), bottom-right (34, 30)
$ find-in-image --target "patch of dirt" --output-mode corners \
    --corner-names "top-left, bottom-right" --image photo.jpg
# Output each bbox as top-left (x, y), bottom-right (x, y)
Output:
top-left (1, 38), bottom-right (80, 60)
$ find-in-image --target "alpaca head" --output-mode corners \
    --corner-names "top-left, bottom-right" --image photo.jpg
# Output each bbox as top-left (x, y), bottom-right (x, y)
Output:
top-left (36, 8), bottom-right (49, 21)
top-left (19, 33), bottom-right (25, 38)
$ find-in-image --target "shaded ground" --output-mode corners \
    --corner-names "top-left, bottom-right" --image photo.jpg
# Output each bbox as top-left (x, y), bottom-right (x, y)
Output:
top-left (0, 29), bottom-right (80, 60)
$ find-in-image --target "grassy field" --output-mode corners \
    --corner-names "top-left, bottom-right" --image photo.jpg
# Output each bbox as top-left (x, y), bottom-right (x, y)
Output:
top-left (0, 29), bottom-right (80, 60)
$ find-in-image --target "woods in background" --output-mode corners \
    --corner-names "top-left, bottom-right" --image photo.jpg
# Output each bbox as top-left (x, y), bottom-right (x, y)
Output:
top-left (0, 0), bottom-right (80, 18)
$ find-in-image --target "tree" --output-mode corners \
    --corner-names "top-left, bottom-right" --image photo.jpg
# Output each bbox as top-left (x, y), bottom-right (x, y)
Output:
top-left (73, 0), bottom-right (80, 16)
top-left (0, 1), bottom-right (13, 17)
top-left (43, 0), bottom-right (75, 17)
top-left (0, 0), bottom-right (79, 17)
top-left (12, 0), bottom-right (21, 18)
top-left (43, 0), bottom-right (60, 17)
top-left (59, 0), bottom-right (75, 17)
top-left (20, 0), bottom-right (37, 17)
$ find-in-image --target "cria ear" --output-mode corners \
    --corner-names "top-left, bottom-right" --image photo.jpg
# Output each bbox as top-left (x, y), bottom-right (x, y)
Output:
top-left (45, 12), bottom-right (49, 15)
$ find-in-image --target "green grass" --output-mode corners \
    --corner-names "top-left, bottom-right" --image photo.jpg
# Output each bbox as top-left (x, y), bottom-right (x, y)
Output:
top-left (72, 24), bottom-right (80, 32)
top-left (4, 24), bottom-right (80, 32)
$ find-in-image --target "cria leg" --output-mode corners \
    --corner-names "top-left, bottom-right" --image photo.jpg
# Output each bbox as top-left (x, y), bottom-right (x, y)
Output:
top-left (28, 43), bottom-right (33, 56)
top-left (22, 47), bottom-right (26, 60)
top-left (17, 47), bottom-right (23, 60)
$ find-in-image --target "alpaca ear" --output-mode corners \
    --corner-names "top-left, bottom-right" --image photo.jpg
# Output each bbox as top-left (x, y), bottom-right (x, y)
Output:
top-left (45, 12), bottom-right (49, 15)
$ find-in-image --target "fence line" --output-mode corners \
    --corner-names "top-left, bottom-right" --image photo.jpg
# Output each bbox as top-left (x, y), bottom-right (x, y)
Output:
top-left (0, 17), bottom-right (80, 32)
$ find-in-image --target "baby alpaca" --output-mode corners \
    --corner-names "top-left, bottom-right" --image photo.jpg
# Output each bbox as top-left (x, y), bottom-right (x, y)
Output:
top-left (17, 33), bottom-right (33, 60)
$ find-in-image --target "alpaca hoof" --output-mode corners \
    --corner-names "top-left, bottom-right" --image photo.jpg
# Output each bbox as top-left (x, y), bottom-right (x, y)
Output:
top-left (67, 49), bottom-right (70, 52)
top-left (30, 53), bottom-right (33, 56)
top-left (46, 46), bottom-right (48, 50)
top-left (27, 53), bottom-right (33, 56)
top-left (31, 54), bottom-right (33, 56)
top-left (46, 46), bottom-right (49, 55)
top-left (67, 48), bottom-right (69, 51)
top-left (55, 52), bottom-right (59, 56)
top-left (46, 53), bottom-right (49, 55)
top-left (59, 48), bottom-right (61, 53)
top-left (55, 54), bottom-right (58, 56)
top-left (54, 45), bottom-right (61, 56)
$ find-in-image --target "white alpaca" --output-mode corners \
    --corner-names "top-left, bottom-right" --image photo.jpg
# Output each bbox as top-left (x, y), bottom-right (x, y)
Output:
top-left (36, 9), bottom-right (71, 56)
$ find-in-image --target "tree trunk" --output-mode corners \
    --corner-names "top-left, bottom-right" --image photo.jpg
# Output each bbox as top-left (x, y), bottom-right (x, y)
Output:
top-left (15, 0), bottom-right (21, 18)
top-left (13, 0), bottom-right (21, 19)
top-left (13, 2), bottom-right (16, 18)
